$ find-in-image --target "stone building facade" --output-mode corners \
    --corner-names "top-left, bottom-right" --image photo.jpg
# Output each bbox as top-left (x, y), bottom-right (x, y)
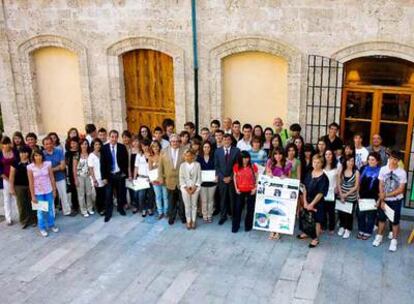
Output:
top-left (0, 1), bottom-right (413, 207)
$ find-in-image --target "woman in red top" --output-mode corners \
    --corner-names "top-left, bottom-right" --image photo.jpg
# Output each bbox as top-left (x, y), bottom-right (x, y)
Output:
top-left (232, 151), bottom-right (258, 233)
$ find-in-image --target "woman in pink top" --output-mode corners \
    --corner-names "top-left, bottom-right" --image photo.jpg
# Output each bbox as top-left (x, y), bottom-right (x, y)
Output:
top-left (265, 147), bottom-right (292, 241)
top-left (27, 148), bottom-right (58, 237)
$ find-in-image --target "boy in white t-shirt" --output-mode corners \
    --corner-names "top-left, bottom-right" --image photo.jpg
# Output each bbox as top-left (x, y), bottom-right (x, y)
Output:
top-left (353, 133), bottom-right (368, 170)
top-left (372, 150), bottom-right (407, 252)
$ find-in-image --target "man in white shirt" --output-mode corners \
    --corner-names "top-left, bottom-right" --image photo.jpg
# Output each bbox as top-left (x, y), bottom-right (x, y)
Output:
top-left (153, 127), bottom-right (170, 149)
top-left (353, 133), bottom-right (368, 170)
top-left (372, 150), bottom-right (407, 252)
top-left (236, 124), bottom-right (253, 151)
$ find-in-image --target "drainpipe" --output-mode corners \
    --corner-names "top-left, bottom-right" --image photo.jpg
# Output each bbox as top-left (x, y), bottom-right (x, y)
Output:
top-left (191, 0), bottom-right (199, 133)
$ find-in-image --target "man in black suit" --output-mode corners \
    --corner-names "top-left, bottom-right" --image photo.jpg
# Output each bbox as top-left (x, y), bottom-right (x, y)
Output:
top-left (101, 130), bottom-right (129, 222)
top-left (214, 134), bottom-right (240, 225)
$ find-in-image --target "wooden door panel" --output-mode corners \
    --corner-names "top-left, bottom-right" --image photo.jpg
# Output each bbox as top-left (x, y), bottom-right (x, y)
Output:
top-left (123, 49), bottom-right (175, 133)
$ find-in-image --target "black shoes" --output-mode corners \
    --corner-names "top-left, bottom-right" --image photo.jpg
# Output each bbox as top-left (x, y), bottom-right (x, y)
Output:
top-left (118, 210), bottom-right (126, 216)
top-left (168, 218), bottom-right (175, 225)
top-left (218, 218), bottom-right (227, 225)
top-left (104, 216), bottom-right (111, 223)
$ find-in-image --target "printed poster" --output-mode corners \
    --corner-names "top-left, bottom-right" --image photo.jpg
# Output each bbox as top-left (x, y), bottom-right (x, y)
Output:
top-left (253, 175), bottom-right (300, 235)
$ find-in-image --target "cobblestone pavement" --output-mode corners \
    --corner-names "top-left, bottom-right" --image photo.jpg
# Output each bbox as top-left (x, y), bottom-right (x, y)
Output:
top-left (0, 212), bottom-right (413, 304)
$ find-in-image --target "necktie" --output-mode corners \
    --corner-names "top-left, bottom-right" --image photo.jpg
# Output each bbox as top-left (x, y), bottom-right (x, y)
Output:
top-left (225, 148), bottom-right (230, 164)
top-left (111, 145), bottom-right (116, 172)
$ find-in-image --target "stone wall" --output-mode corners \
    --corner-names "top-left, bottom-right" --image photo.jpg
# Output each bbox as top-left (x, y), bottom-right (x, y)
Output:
top-left (1, 0), bottom-right (414, 135)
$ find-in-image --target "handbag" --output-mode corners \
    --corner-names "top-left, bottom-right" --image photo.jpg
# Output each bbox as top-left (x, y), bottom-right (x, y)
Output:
top-left (299, 209), bottom-right (316, 237)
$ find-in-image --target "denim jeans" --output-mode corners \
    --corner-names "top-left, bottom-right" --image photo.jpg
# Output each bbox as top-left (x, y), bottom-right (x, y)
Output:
top-left (153, 184), bottom-right (168, 214)
top-left (357, 207), bottom-right (376, 235)
top-left (36, 192), bottom-right (55, 230)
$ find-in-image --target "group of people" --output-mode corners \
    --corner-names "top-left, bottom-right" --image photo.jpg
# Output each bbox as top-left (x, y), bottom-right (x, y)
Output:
top-left (0, 117), bottom-right (408, 251)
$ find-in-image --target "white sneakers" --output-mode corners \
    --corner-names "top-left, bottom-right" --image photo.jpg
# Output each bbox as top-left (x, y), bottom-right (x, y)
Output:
top-left (388, 231), bottom-right (393, 240)
top-left (337, 227), bottom-right (345, 236)
top-left (372, 234), bottom-right (398, 252)
top-left (39, 230), bottom-right (48, 237)
top-left (83, 213), bottom-right (90, 218)
top-left (372, 235), bottom-right (383, 247)
top-left (40, 226), bottom-right (59, 236)
top-left (343, 229), bottom-right (351, 239)
top-left (389, 239), bottom-right (398, 252)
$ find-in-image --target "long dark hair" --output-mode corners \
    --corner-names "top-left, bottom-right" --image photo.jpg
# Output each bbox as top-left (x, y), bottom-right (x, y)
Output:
top-left (237, 150), bottom-right (252, 168)
top-left (253, 125), bottom-right (264, 143)
top-left (138, 125), bottom-right (152, 141)
top-left (201, 141), bottom-right (213, 158)
top-left (270, 146), bottom-right (286, 169)
top-left (324, 148), bottom-right (338, 169)
top-left (341, 154), bottom-right (357, 178)
top-left (12, 131), bottom-right (25, 148)
top-left (270, 134), bottom-right (283, 152)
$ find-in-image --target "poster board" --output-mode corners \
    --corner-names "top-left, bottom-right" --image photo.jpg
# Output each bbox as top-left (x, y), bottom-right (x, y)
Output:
top-left (253, 175), bottom-right (299, 235)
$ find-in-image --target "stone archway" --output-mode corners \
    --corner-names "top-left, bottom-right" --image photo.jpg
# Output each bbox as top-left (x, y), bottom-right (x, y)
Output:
top-left (107, 37), bottom-right (186, 132)
top-left (18, 35), bottom-right (92, 133)
top-left (209, 36), bottom-right (304, 125)
top-left (332, 41), bottom-right (414, 63)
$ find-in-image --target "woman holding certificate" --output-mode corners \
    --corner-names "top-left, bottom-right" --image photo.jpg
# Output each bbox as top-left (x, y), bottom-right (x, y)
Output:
top-left (357, 152), bottom-right (381, 240)
top-left (197, 141), bottom-right (217, 223)
top-left (298, 154), bottom-right (329, 248)
top-left (27, 148), bottom-right (59, 237)
top-left (134, 139), bottom-right (153, 217)
top-left (337, 155), bottom-right (360, 239)
top-left (149, 141), bottom-right (169, 219)
top-left (179, 149), bottom-right (202, 229)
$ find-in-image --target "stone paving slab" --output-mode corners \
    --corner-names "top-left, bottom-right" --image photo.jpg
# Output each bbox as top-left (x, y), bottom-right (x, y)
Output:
top-left (0, 213), bottom-right (413, 304)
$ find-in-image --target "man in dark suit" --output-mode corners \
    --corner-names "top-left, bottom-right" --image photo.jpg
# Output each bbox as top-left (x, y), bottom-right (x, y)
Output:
top-left (214, 134), bottom-right (240, 225)
top-left (100, 130), bottom-right (129, 222)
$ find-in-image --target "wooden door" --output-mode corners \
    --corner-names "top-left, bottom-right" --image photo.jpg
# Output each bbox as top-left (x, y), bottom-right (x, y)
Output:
top-left (341, 86), bottom-right (414, 167)
top-left (123, 49), bottom-right (175, 133)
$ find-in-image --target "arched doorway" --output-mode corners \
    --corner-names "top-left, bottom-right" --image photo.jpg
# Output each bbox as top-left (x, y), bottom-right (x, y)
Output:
top-left (341, 56), bottom-right (414, 167)
top-left (122, 49), bottom-right (175, 133)
top-left (222, 51), bottom-right (288, 127)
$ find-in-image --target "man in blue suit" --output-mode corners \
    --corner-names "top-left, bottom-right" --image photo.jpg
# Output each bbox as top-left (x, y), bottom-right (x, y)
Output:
top-left (214, 134), bottom-right (240, 225)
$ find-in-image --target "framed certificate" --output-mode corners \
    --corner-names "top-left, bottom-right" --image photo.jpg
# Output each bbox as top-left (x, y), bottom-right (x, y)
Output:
top-left (358, 198), bottom-right (377, 212)
top-left (31, 200), bottom-right (49, 212)
top-left (201, 170), bottom-right (216, 183)
top-left (335, 199), bottom-right (353, 214)
top-left (148, 169), bottom-right (159, 182)
top-left (384, 203), bottom-right (395, 223)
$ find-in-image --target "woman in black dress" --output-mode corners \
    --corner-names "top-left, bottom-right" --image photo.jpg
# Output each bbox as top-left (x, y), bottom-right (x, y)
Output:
top-left (298, 154), bottom-right (329, 248)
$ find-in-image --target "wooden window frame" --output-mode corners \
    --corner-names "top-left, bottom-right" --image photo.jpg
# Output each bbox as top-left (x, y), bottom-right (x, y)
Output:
top-left (341, 84), bottom-right (414, 167)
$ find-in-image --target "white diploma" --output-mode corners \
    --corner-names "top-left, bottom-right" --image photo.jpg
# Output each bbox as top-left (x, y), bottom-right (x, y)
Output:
top-left (31, 200), bottom-right (49, 212)
top-left (358, 198), bottom-right (377, 212)
top-left (335, 199), bottom-right (353, 214)
top-left (126, 178), bottom-right (150, 191)
top-left (256, 164), bottom-right (266, 175)
top-left (201, 170), bottom-right (216, 183)
top-left (324, 188), bottom-right (335, 201)
top-left (384, 203), bottom-right (395, 223)
top-left (148, 169), bottom-right (159, 182)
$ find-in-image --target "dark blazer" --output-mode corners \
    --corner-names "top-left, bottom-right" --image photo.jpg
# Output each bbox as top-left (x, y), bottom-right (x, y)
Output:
top-left (101, 142), bottom-right (129, 180)
top-left (214, 146), bottom-right (240, 181)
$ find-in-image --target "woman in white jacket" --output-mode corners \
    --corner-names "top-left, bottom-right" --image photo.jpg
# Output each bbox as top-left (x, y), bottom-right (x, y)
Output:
top-left (179, 149), bottom-right (202, 230)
